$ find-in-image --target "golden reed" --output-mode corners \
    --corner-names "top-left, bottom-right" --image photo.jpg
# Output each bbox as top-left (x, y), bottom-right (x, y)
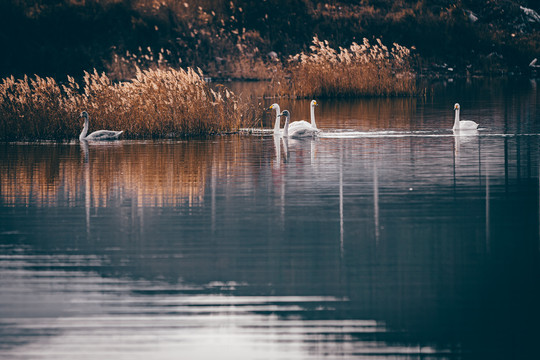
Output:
top-left (0, 67), bottom-right (261, 141)
top-left (273, 36), bottom-right (416, 98)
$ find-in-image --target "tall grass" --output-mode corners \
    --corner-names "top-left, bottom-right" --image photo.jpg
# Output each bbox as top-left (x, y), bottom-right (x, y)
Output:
top-left (279, 36), bottom-right (416, 98)
top-left (0, 67), bottom-right (261, 141)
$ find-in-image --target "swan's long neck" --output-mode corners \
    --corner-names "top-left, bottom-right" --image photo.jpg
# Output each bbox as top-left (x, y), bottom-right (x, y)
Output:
top-left (453, 109), bottom-right (460, 130)
top-left (79, 116), bottom-right (89, 140)
top-left (273, 105), bottom-right (281, 133)
top-left (310, 103), bottom-right (317, 128)
top-left (283, 115), bottom-right (289, 137)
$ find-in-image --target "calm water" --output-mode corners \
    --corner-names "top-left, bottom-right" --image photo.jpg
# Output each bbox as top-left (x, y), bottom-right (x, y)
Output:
top-left (1, 78), bottom-right (539, 359)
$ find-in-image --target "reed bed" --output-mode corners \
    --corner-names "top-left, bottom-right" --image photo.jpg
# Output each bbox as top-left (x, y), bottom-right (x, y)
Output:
top-left (279, 36), bottom-right (416, 98)
top-left (0, 67), bottom-right (260, 141)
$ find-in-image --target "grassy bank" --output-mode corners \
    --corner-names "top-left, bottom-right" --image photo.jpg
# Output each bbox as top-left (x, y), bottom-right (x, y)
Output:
top-left (0, 67), bottom-right (260, 141)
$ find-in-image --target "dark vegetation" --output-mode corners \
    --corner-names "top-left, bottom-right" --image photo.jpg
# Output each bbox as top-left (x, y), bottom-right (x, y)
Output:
top-left (1, 0), bottom-right (539, 80)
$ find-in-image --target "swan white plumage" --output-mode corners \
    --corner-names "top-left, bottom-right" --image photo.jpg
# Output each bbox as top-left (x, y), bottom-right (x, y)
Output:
top-left (268, 103), bottom-right (281, 134)
top-left (453, 103), bottom-right (478, 131)
top-left (280, 110), bottom-right (319, 138)
top-left (79, 111), bottom-right (123, 141)
top-left (288, 100), bottom-right (319, 130)
top-left (268, 100), bottom-right (319, 135)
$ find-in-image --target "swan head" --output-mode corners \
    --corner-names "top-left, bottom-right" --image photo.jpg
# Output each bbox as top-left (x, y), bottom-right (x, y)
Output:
top-left (268, 103), bottom-right (280, 111)
top-left (279, 110), bottom-right (290, 118)
top-left (311, 100), bottom-right (318, 107)
top-left (454, 103), bottom-right (460, 111)
top-left (79, 111), bottom-right (89, 119)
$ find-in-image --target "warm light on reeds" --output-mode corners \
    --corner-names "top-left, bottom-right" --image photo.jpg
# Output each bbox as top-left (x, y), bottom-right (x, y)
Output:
top-left (0, 67), bottom-right (260, 141)
top-left (278, 36), bottom-right (416, 98)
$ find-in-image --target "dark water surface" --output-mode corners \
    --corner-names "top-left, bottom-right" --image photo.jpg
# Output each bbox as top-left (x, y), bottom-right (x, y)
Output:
top-left (1, 78), bottom-right (539, 359)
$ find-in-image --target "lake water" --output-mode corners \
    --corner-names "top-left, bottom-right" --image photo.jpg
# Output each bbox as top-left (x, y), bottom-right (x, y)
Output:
top-left (1, 77), bottom-right (539, 359)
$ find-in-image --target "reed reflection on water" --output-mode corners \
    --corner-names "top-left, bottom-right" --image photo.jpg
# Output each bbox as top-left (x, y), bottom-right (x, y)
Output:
top-left (1, 78), bottom-right (539, 359)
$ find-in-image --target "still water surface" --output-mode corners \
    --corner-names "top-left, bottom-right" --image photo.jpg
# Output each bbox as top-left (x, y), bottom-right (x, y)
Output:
top-left (1, 78), bottom-right (539, 359)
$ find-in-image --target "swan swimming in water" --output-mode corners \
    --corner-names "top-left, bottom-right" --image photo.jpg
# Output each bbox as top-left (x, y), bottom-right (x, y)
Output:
top-left (288, 100), bottom-right (319, 130)
top-left (453, 103), bottom-right (478, 131)
top-left (268, 100), bottom-right (319, 135)
top-left (79, 111), bottom-right (123, 141)
top-left (279, 110), bottom-right (320, 138)
top-left (268, 103), bottom-right (281, 134)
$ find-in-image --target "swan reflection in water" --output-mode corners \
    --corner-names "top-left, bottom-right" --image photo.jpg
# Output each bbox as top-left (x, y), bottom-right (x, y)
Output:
top-left (273, 134), bottom-right (287, 166)
top-left (80, 140), bottom-right (91, 236)
top-left (80, 140), bottom-right (126, 237)
top-left (273, 130), bottom-right (323, 168)
top-left (453, 128), bottom-right (479, 160)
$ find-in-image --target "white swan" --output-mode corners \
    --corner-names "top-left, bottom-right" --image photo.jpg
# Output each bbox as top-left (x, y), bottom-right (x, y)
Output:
top-left (79, 111), bottom-right (123, 141)
top-left (268, 103), bottom-right (281, 134)
top-left (268, 100), bottom-right (319, 135)
top-left (453, 103), bottom-right (478, 131)
top-left (280, 110), bottom-right (319, 138)
top-left (289, 100), bottom-right (319, 130)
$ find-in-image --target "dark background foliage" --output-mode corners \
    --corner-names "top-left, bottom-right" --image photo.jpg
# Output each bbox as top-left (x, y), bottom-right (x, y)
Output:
top-left (1, 0), bottom-right (539, 79)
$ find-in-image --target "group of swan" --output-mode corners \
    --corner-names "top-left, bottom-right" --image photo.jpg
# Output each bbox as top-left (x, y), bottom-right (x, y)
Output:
top-left (77, 100), bottom-right (322, 142)
top-left (76, 101), bottom-right (477, 142)
top-left (268, 100), bottom-right (320, 138)
top-left (266, 101), bottom-right (477, 137)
